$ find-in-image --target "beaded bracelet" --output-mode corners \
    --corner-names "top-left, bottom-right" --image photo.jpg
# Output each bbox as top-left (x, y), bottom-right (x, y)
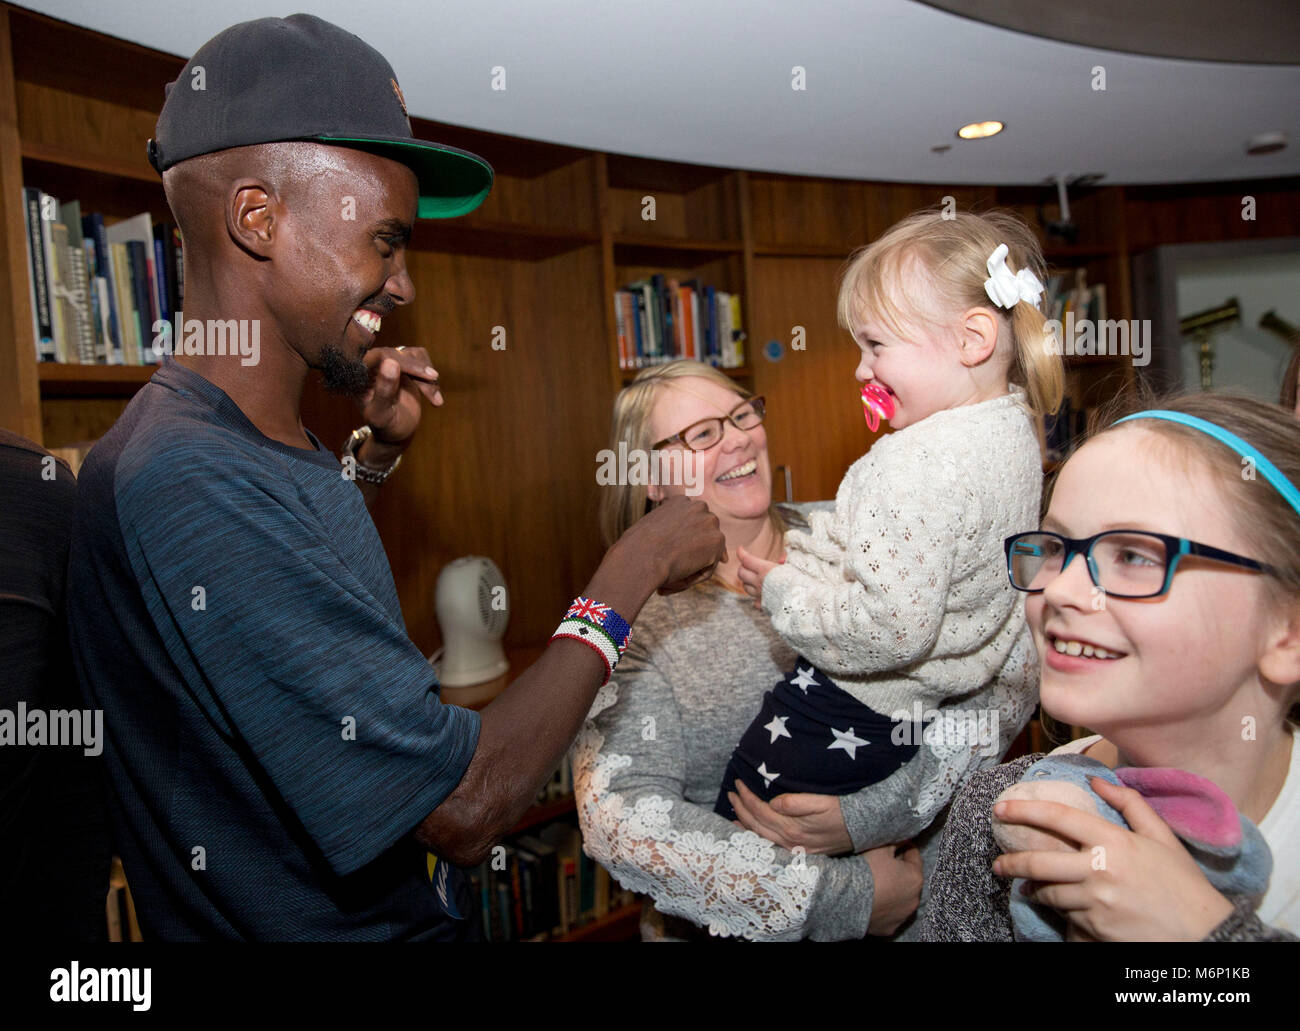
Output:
top-left (551, 597), bottom-right (632, 683)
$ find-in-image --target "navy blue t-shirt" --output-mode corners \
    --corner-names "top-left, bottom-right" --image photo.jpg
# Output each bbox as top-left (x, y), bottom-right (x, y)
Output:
top-left (66, 359), bottom-right (481, 940)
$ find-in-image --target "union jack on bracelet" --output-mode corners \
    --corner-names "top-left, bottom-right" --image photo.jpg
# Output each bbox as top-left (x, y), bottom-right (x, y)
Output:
top-left (564, 597), bottom-right (632, 655)
top-left (553, 597), bottom-right (632, 684)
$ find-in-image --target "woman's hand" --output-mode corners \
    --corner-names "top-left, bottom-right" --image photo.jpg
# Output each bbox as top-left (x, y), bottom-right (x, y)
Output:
top-left (728, 780), bottom-right (854, 855)
top-left (990, 776), bottom-right (1236, 941)
top-left (865, 841), bottom-right (923, 936)
top-left (736, 545), bottom-right (782, 608)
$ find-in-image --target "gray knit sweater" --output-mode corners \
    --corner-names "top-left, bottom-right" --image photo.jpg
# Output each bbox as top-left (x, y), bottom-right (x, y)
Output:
top-left (571, 569), bottom-right (1033, 941)
top-left (920, 755), bottom-right (1299, 942)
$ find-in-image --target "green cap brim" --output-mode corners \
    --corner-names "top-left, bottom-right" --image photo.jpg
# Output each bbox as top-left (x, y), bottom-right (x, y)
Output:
top-left (320, 135), bottom-right (493, 219)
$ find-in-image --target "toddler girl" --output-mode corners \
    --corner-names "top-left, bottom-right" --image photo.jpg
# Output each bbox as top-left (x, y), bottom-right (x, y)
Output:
top-left (717, 209), bottom-right (1063, 861)
top-left (922, 390), bottom-right (1300, 940)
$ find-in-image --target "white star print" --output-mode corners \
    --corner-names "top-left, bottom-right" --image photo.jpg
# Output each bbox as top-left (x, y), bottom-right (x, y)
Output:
top-left (828, 727), bottom-right (869, 760)
top-left (764, 715), bottom-right (791, 743)
top-left (756, 762), bottom-right (780, 788)
top-left (790, 666), bottom-right (819, 693)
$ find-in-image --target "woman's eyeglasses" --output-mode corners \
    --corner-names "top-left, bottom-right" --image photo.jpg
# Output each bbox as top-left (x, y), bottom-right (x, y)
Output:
top-left (1004, 529), bottom-right (1274, 599)
top-left (653, 397), bottom-right (766, 452)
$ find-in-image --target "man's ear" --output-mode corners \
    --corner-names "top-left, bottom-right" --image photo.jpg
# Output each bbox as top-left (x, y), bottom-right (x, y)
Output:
top-left (957, 307), bottom-right (1000, 368)
top-left (226, 179), bottom-right (277, 258)
top-left (1259, 597), bottom-right (1300, 692)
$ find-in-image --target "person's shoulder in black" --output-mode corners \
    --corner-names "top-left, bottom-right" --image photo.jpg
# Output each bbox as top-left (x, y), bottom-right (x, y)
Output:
top-left (0, 429), bottom-right (111, 941)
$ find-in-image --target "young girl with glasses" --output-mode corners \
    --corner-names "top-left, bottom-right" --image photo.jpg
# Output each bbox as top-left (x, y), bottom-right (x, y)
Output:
top-left (719, 209), bottom-right (1063, 906)
top-left (922, 391), bottom-right (1300, 940)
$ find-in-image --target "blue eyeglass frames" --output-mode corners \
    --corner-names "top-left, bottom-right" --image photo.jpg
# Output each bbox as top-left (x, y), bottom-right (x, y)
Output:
top-left (1004, 529), bottom-right (1275, 599)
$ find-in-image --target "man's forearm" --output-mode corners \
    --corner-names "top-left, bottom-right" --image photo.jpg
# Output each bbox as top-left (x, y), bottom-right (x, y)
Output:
top-left (415, 546), bottom-right (661, 866)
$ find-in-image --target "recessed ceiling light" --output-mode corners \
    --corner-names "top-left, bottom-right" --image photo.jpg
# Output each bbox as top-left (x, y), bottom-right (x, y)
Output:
top-left (957, 120), bottom-right (1004, 140)
top-left (1246, 131), bottom-right (1287, 155)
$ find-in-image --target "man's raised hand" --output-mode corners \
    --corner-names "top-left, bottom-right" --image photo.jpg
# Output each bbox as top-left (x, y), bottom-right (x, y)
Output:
top-left (619, 496), bottom-right (726, 594)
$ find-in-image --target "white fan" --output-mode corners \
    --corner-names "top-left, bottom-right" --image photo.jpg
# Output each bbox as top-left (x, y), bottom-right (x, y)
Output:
top-left (430, 556), bottom-right (509, 688)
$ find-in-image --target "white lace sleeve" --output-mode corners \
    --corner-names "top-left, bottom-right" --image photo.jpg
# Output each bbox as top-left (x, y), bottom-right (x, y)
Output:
top-left (761, 447), bottom-right (959, 680)
top-left (572, 662), bottom-right (874, 941)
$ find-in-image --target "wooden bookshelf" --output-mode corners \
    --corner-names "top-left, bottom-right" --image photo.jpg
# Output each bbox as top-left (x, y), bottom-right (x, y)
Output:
top-left (38, 362), bottom-right (155, 396)
top-left (554, 901), bottom-right (641, 943)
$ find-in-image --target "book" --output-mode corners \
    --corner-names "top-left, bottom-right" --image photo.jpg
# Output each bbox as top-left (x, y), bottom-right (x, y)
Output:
top-left (153, 222), bottom-right (183, 323)
top-left (613, 290), bottom-right (629, 370)
top-left (514, 834), bottom-right (560, 935)
top-left (109, 243), bottom-right (139, 364)
top-left (57, 201), bottom-right (96, 364)
top-left (82, 212), bottom-right (122, 363)
top-left (125, 241), bottom-right (156, 364)
top-left (728, 293), bottom-right (746, 367)
top-left (48, 220), bottom-right (76, 362)
top-left (23, 188), bottom-right (54, 360)
top-left (38, 192), bottom-right (68, 361)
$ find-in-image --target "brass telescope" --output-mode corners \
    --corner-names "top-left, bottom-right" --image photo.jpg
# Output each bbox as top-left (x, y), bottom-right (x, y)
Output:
top-left (1180, 298), bottom-right (1240, 390)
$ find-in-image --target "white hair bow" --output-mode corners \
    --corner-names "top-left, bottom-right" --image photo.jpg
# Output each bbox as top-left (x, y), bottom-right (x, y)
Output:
top-left (983, 244), bottom-right (1044, 311)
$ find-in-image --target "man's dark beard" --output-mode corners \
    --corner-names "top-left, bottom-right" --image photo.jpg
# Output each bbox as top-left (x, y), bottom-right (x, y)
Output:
top-left (320, 343), bottom-right (371, 397)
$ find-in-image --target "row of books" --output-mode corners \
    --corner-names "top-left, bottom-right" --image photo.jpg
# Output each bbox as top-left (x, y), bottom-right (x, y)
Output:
top-left (1043, 267), bottom-right (1107, 328)
top-left (468, 821), bottom-right (636, 941)
top-left (22, 186), bottom-right (183, 364)
top-left (615, 273), bottom-right (746, 370)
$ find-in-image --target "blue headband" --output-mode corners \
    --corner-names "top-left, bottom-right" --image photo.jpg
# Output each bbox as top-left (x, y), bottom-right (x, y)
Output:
top-left (1113, 410), bottom-right (1300, 518)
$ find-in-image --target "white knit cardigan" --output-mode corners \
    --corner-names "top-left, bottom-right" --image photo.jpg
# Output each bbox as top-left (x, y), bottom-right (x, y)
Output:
top-left (762, 387), bottom-right (1043, 756)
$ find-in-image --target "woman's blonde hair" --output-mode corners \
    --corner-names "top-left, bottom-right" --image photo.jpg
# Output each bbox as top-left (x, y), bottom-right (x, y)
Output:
top-left (836, 207), bottom-right (1064, 418)
top-left (598, 360), bottom-right (784, 547)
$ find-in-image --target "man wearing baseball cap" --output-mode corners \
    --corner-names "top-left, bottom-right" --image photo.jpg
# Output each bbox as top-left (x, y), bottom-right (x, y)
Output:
top-left (67, 14), bottom-right (723, 941)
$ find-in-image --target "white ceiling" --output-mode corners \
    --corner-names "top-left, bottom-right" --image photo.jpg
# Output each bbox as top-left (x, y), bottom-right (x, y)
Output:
top-left (16, 0), bottom-right (1300, 185)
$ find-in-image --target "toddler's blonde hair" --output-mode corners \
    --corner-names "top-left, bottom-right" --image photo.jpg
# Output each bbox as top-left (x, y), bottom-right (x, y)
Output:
top-left (836, 207), bottom-right (1064, 418)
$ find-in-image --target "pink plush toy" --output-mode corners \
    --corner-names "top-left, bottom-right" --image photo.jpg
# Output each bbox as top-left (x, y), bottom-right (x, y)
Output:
top-left (991, 753), bottom-right (1272, 941)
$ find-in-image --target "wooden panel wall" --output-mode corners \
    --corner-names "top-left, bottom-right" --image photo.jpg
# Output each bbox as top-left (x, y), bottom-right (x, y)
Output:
top-left (749, 256), bottom-right (884, 503)
top-left (0, 7), bottom-right (41, 441)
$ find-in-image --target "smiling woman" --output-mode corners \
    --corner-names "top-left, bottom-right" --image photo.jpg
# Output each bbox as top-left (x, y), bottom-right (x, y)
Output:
top-left (578, 361), bottom-right (888, 940)
top-left (575, 359), bottom-right (1029, 940)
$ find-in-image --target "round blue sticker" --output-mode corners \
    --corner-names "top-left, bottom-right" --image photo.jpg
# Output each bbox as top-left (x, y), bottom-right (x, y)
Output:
top-left (764, 339), bottom-right (784, 362)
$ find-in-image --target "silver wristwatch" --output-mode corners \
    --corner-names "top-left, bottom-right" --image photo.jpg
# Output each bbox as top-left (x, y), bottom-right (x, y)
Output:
top-left (341, 425), bottom-right (403, 485)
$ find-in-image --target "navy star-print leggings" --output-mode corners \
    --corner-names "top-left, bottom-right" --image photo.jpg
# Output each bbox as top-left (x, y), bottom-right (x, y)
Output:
top-left (714, 658), bottom-right (924, 821)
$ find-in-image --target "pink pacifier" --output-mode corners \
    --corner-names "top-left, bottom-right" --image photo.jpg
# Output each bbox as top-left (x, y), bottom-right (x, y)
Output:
top-left (860, 382), bottom-right (895, 432)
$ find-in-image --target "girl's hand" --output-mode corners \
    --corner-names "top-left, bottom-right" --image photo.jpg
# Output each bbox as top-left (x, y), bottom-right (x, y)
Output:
top-left (736, 545), bottom-right (782, 608)
top-left (728, 780), bottom-right (854, 855)
top-left (991, 776), bottom-right (1236, 941)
